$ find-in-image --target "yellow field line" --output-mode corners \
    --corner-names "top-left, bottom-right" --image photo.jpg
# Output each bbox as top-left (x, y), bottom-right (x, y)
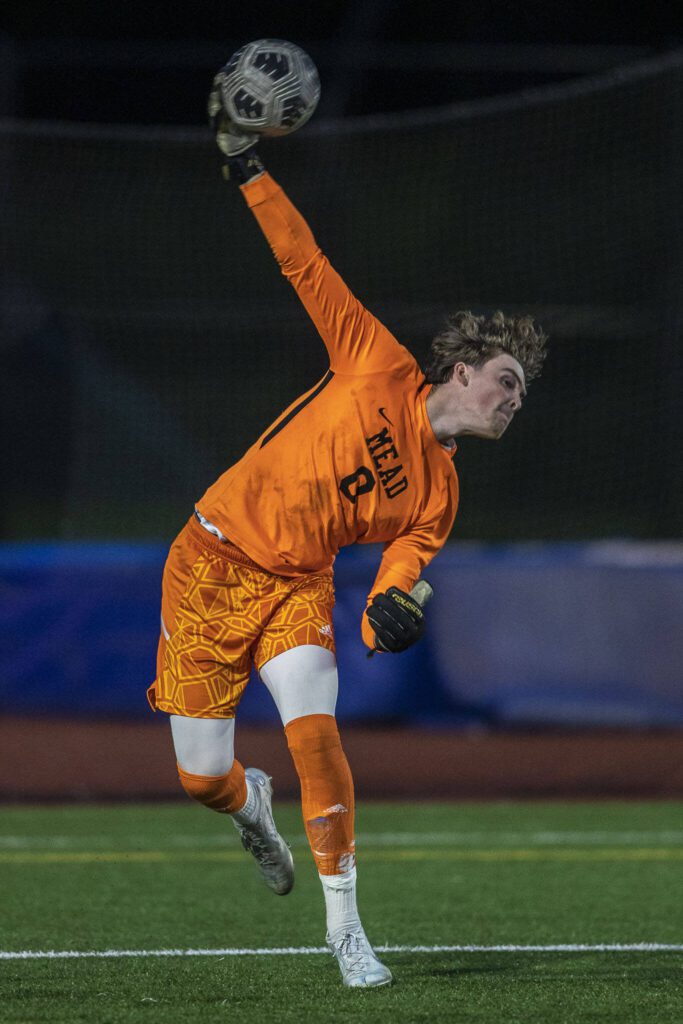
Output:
top-left (368, 849), bottom-right (683, 862)
top-left (0, 848), bottom-right (682, 864)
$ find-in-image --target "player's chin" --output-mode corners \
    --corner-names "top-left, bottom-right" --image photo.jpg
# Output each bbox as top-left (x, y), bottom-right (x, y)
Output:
top-left (469, 414), bottom-right (513, 440)
top-left (492, 411), bottom-right (515, 438)
top-left (475, 419), bottom-right (511, 440)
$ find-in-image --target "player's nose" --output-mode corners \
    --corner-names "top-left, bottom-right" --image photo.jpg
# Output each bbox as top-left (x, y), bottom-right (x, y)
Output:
top-left (510, 393), bottom-right (523, 412)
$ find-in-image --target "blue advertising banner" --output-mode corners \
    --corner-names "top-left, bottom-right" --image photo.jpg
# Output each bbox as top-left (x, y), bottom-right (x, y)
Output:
top-left (2, 542), bottom-right (682, 725)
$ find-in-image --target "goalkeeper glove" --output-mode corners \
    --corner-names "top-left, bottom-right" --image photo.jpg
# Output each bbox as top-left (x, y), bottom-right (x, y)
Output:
top-left (366, 586), bottom-right (426, 653)
top-left (208, 70), bottom-right (264, 184)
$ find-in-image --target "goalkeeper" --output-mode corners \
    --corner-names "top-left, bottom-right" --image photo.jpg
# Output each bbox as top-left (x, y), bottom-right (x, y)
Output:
top-left (147, 70), bottom-right (547, 990)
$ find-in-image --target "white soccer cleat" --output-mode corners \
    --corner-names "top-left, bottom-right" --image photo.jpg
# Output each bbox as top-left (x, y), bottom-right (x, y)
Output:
top-left (233, 768), bottom-right (294, 895)
top-left (327, 928), bottom-right (393, 988)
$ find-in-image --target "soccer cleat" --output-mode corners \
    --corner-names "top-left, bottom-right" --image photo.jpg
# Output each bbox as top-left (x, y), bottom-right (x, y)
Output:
top-left (327, 928), bottom-right (393, 988)
top-left (233, 768), bottom-right (294, 895)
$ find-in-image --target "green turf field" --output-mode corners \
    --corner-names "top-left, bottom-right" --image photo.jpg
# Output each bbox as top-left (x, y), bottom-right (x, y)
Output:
top-left (1, 800), bottom-right (682, 1023)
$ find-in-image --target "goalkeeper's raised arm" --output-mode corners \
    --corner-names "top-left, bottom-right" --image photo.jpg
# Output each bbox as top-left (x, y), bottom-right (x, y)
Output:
top-left (207, 75), bottom-right (412, 378)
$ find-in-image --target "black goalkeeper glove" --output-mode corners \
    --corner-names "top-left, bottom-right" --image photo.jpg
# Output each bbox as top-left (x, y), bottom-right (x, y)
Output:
top-left (366, 586), bottom-right (426, 654)
top-left (208, 70), bottom-right (265, 184)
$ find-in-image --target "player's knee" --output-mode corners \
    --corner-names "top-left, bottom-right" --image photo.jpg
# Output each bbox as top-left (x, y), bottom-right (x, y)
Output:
top-left (177, 766), bottom-right (225, 803)
top-left (285, 712), bottom-right (342, 758)
top-left (177, 760), bottom-right (245, 813)
top-left (285, 714), bottom-right (352, 785)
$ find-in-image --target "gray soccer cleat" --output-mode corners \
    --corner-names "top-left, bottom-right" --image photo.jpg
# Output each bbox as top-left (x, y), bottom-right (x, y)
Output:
top-left (233, 768), bottom-right (294, 895)
top-left (327, 928), bottom-right (393, 988)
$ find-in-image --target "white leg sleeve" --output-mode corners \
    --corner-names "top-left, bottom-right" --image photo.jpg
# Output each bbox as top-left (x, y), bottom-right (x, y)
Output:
top-left (170, 715), bottom-right (236, 776)
top-left (259, 645), bottom-right (338, 727)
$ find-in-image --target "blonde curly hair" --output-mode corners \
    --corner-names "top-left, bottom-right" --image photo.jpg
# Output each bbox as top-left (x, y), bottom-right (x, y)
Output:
top-left (424, 310), bottom-right (547, 386)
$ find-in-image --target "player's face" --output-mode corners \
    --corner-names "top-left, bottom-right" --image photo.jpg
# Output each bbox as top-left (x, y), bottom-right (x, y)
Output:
top-left (459, 354), bottom-right (527, 439)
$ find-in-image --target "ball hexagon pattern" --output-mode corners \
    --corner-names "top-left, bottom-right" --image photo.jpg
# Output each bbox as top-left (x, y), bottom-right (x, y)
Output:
top-left (220, 39), bottom-right (321, 137)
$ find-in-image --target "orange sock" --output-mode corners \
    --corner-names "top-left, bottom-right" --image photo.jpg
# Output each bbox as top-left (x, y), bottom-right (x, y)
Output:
top-left (285, 714), bottom-right (355, 876)
top-left (177, 760), bottom-right (247, 813)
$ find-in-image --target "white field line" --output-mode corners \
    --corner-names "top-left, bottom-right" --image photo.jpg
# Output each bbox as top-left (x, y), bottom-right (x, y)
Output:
top-left (1, 943), bottom-right (682, 961)
top-left (1, 830), bottom-right (683, 851)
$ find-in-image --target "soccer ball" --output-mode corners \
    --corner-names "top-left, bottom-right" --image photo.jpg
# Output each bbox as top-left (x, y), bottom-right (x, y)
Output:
top-left (219, 39), bottom-right (321, 137)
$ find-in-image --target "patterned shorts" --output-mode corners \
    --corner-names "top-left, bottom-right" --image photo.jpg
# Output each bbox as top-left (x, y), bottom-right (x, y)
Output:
top-left (147, 516), bottom-right (335, 719)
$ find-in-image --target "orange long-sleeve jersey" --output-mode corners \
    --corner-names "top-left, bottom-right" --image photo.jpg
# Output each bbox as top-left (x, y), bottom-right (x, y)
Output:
top-left (197, 172), bottom-right (458, 647)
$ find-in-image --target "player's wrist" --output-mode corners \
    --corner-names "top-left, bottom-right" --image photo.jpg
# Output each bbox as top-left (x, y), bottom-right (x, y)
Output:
top-left (221, 147), bottom-right (266, 185)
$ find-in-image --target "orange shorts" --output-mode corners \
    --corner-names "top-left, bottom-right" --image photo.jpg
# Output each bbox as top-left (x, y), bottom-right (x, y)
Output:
top-left (147, 516), bottom-right (335, 719)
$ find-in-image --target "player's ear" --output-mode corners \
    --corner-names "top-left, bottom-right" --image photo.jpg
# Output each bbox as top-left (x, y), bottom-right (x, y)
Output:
top-left (453, 362), bottom-right (470, 386)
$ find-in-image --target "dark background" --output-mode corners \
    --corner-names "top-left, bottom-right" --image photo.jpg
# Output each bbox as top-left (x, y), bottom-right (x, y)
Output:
top-left (2, 1), bottom-right (682, 541)
top-left (1, 0), bottom-right (681, 123)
